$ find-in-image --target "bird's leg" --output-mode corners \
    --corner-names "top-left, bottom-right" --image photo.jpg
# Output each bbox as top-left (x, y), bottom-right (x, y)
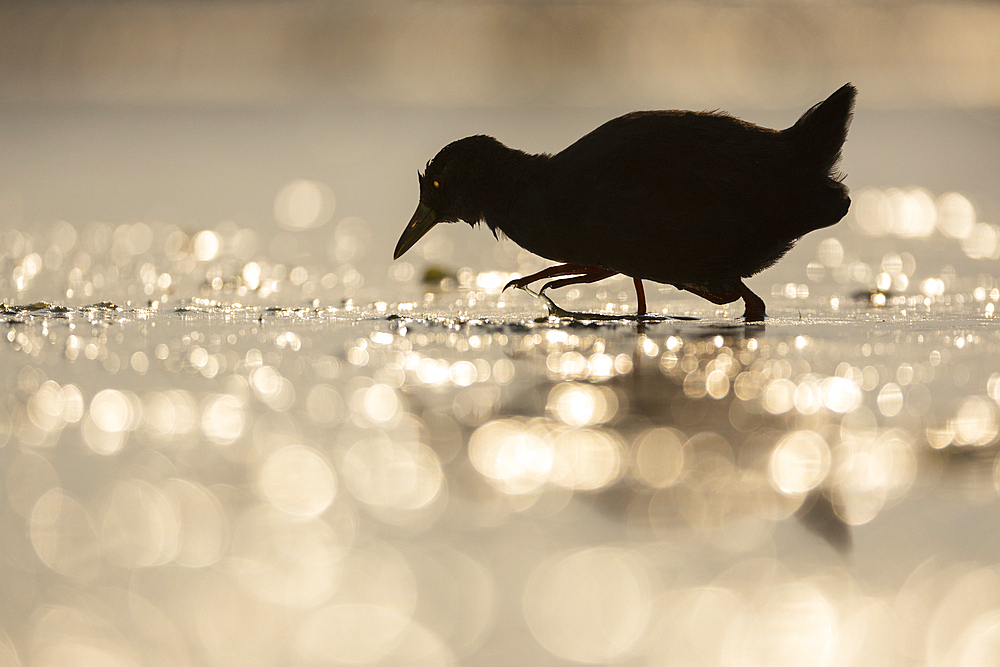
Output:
top-left (680, 285), bottom-right (741, 306)
top-left (736, 281), bottom-right (767, 322)
top-left (680, 282), bottom-right (765, 321)
top-left (504, 263), bottom-right (599, 292)
top-left (541, 268), bottom-right (617, 293)
top-left (509, 265), bottom-right (652, 319)
top-left (633, 278), bottom-right (646, 316)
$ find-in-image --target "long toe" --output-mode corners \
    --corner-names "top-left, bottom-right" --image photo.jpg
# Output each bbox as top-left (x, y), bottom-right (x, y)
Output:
top-left (541, 268), bottom-right (616, 294)
top-left (504, 263), bottom-right (597, 292)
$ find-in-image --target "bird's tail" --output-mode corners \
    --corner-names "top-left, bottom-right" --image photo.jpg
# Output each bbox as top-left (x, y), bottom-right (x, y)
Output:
top-left (785, 83), bottom-right (857, 176)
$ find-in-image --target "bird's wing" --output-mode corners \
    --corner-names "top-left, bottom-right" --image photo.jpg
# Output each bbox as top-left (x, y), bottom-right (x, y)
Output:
top-left (539, 112), bottom-right (793, 280)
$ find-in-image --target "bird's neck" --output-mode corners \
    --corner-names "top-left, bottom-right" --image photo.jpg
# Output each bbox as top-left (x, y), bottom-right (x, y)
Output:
top-left (472, 149), bottom-right (549, 236)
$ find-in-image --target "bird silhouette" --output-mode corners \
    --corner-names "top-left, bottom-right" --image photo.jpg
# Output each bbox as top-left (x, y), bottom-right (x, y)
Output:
top-left (394, 84), bottom-right (856, 321)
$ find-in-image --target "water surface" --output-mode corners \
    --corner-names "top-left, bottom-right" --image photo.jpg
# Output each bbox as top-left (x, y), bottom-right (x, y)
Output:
top-left (2, 105), bottom-right (1000, 665)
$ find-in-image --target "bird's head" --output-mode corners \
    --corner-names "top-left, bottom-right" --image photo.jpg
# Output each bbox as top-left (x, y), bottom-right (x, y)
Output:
top-left (393, 135), bottom-right (507, 260)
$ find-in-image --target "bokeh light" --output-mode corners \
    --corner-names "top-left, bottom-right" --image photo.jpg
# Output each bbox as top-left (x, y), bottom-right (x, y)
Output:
top-left (274, 179), bottom-right (336, 231)
top-left (2, 226), bottom-right (1000, 666)
top-left (769, 431), bottom-right (831, 495)
top-left (257, 445), bottom-right (337, 517)
top-left (524, 548), bottom-right (652, 663)
top-left (1, 55), bottom-right (1000, 665)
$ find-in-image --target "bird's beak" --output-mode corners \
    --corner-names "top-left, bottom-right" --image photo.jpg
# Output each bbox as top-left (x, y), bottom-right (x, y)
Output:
top-left (393, 202), bottom-right (438, 259)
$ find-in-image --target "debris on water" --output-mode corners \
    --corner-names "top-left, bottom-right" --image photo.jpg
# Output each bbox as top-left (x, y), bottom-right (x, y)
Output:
top-left (2, 302), bottom-right (71, 315)
top-left (27, 301), bottom-right (66, 311)
top-left (85, 301), bottom-right (122, 311)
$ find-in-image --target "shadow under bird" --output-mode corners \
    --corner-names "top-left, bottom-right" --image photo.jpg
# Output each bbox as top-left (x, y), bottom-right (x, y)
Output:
top-left (394, 84), bottom-right (857, 321)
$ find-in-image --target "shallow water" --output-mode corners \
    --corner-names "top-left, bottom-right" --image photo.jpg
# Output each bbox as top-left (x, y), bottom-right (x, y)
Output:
top-left (2, 287), bottom-right (1000, 666)
top-left (2, 105), bottom-right (1000, 665)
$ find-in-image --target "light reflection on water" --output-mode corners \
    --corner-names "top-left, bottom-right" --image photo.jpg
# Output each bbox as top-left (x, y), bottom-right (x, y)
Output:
top-left (2, 180), bottom-right (1000, 663)
top-left (2, 286), bottom-right (1000, 664)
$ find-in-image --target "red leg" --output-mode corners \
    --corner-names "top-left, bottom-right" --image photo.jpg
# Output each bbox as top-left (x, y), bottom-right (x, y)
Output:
top-left (736, 280), bottom-right (766, 322)
top-left (633, 278), bottom-right (646, 316)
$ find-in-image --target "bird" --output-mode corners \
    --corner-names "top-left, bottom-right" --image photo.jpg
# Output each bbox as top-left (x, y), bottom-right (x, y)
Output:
top-left (393, 84), bottom-right (856, 322)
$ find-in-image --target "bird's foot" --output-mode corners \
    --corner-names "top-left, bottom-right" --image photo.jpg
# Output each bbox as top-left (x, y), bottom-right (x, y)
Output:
top-left (737, 281), bottom-right (767, 323)
top-left (519, 285), bottom-right (696, 321)
top-left (503, 278), bottom-right (525, 292)
top-left (504, 264), bottom-right (658, 320)
top-left (503, 263), bottom-right (597, 292)
top-left (540, 268), bottom-right (616, 294)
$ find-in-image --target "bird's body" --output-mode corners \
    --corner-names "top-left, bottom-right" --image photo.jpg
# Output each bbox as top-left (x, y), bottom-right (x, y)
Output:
top-left (395, 84), bottom-right (856, 320)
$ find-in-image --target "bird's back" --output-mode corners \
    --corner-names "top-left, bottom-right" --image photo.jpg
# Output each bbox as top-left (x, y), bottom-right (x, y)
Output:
top-left (514, 106), bottom-right (850, 286)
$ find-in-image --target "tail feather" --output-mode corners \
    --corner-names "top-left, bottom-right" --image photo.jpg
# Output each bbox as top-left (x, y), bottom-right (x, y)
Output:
top-left (786, 83), bottom-right (857, 176)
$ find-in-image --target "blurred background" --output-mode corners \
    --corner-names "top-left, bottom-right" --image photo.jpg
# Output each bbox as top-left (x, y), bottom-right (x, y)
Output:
top-left (4, 3), bottom-right (1000, 667)
top-left (3, 0), bottom-right (999, 107)
top-left (1, 0), bottom-right (999, 305)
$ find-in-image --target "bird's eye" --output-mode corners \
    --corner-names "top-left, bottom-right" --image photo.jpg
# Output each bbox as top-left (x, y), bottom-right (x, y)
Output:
top-left (433, 180), bottom-right (440, 189)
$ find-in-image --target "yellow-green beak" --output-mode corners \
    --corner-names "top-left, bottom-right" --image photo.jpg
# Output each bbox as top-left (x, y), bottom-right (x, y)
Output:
top-left (393, 202), bottom-right (438, 259)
